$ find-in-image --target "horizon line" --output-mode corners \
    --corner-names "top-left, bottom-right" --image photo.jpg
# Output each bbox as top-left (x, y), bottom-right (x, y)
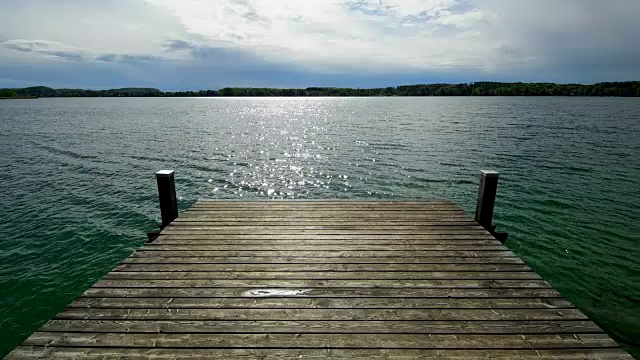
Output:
top-left (3, 80), bottom-right (640, 92)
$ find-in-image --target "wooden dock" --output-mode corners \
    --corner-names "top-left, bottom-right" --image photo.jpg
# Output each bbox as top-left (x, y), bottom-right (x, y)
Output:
top-left (6, 200), bottom-right (633, 359)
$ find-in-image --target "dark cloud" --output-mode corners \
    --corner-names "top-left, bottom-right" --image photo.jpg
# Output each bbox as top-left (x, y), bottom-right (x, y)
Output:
top-left (4, 42), bottom-right (35, 52)
top-left (163, 39), bottom-right (196, 52)
top-left (46, 50), bottom-right (84, 61)
top-left (2, 40), bottom-right (85, 61)
top-left (3, 40), bottom-right (168, 65)
top-left (162, 39), bottom-right (256, 65)
top-left (243, 11), bottom-right (269, 24)
top-left (190, 46), bottom-right (227, 60)
top-left (95, 54), bottom-right (118, 62)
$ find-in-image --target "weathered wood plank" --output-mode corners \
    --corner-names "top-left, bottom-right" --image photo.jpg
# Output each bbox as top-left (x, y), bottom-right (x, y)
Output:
top-left (41, 319), bottom-right (598, 334)
top-left (55, 308), bottom-right (588, 321)
top-left (132, 250), bottom-right (516, 258)
top-left (186, 207), bottom-right (466, 212)
top-left (154, 234), bottom-right (498, 240)
top-left (194, 200), bottom-right (456, 203)
top-left (141, 244), bottom-right (508, 251)
top-left (173, 215), bottom-right (475, 221)
top-left (176, 219), bottom-right (476, 224)
top-left (93, 279), bottom-right (551, 288)
top-left (9, 346), bottom-right (634, 360)
top-left (122, 256), bottom-right (526, 264)
top-left (8, 347), bottom-right (635, 360)
top-left (22, 332), bottom-right (619, 349)
top-left (113, 263), bottom-right (533, 272)
top-left (159, 229), bottom-right (492, 235)
top-left (81, 287), bottom-right (564, 298)
top-left (177, 214), bottom-right (471, 220)
top-left (169, 222), bottom-right (481, 228)
top-left (177, 210), bottom-right (468, 216)
top-left (103, 271), bottom-right (541, 280)
top-left (186, 206), bottom-right (466, 212)
top-left (195, 200), bottom-right (455, 203)
top-left (162, 224), bottom-right (483, 230)
top-left (191, 201), bottom-right (458, 206)
top-left (150, 239), bottom-right (503, 245)
top-left (68, 297), bottom-right (575, 309)
top-left (188, 204), bottom-right (462, 209)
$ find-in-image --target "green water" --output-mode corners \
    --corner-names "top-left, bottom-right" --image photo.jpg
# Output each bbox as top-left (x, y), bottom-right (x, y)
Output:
top-left (0, 97), bottom-right (638, 357)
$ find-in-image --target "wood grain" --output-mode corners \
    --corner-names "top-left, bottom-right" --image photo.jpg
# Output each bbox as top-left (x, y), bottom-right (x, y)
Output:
top-left (68, 297), bottom-right (575, 309)
top-left (55, 308), bottom-right (588, 321)
top-left (22, 332), bottom-right (619, 349)
top-left (7, 347), bottom-right (634, 359)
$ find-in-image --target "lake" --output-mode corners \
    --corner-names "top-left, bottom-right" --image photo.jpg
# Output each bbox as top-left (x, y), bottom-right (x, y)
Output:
top-left (0, 97), bottom-right (638, 357)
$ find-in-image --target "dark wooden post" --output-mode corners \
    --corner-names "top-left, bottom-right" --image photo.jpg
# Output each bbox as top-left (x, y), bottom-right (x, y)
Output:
top-left (475, 170), bottom-right (498, 231)
top-left (156, 170), bottom-right (178, 228)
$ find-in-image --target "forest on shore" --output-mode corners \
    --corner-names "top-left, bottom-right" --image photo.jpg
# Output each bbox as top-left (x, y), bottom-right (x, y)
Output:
top-left (1, 81), bottom-right (639, 98)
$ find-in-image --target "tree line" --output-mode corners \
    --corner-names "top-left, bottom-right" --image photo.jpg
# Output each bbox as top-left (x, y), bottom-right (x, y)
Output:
top-left (2, 82), bottom-right (639, 98)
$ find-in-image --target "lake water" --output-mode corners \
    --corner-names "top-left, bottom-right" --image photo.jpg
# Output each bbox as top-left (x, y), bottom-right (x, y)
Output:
top-left (0, 97), bottom-right (638, 357)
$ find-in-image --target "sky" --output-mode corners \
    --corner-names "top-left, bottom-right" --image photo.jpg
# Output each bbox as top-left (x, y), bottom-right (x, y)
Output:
top-left (0, 0), bottom-right (639, 90)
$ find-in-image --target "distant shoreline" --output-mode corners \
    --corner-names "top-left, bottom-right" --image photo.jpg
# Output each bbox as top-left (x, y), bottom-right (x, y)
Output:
top-left (4, 95), bottom-right (637, 98)
top-left (2, 82), bottom-right (639, 97)
top-left (0, 96), bottom-right (38, 100)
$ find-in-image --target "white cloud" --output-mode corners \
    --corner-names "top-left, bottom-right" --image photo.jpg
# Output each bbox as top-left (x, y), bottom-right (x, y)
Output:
top-left (1, 0), bottom-right (639, 81)
top-left (141, 0), bottom-right (499, 71)
top-left (0, 0), bottom-right (191, 62)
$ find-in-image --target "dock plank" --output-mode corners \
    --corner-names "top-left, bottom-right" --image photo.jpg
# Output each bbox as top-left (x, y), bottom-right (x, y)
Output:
top-left (55, 307), bottom-right (588, 321)
top-left (131, 250), bottom-right (517, 257)
top-left (154, 233), bottom-right (499, 240)
top-left (5, 200), bottom-right (632, 359)
top-left (92, 279), bottom-right (552, 288)
top-left (103, 271), bottom-right (542, 280)
top-left (21, 332), bottom-right (620, 349)
top-left (68, 297), bottom-right (575, 309)
top-left (41, 319), bottom-right (599, 334)
top-left (112, 263), bottom-right (533, 271)
top-left (8, 347), bottom-right (634, 360)
top-left (122, 256), bottom-right (526, 264)
top-left (149, 238), bottom-right (502, 245)
top-left (140, 244), bottom-right (508, 251)
top-left (81, 287), bottom-right (565, 298)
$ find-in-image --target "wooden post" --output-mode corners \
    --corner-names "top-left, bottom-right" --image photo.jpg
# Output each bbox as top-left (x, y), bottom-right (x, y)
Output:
top-left (475, 170), bottom-right (498, 231)
top-left (156, 170), bottom-right (178, 228)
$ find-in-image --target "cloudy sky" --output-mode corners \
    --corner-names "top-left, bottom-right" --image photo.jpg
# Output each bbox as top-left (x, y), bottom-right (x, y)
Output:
top-left (1, 0), bottom-right (638, 90)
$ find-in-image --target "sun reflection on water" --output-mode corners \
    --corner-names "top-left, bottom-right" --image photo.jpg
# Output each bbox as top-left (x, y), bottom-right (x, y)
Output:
top-left (200, 99), bottom-right (355, 199)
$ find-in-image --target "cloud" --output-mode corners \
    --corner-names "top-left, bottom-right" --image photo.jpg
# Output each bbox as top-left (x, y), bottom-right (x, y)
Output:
top-left (94, 53), bottom-right (165, 64)
top-left (95, 54), bottom-right (119, 63)
top-left (142, 0), bottom-right (640, 75)
top-left (161, 39), bottom-right (249, 64)
top-left (0, 0), bottom-right (639, 88)
top-left (145, 0), bottom-right (495, 71)
top-left (2, 39), bottom-right (169, 66)
top-left (1, 40), bottom-right (87, 61)
top-left (0, 0), bottom-right (190, 59)
top-left (163, 39), bottom-right (196, 52)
